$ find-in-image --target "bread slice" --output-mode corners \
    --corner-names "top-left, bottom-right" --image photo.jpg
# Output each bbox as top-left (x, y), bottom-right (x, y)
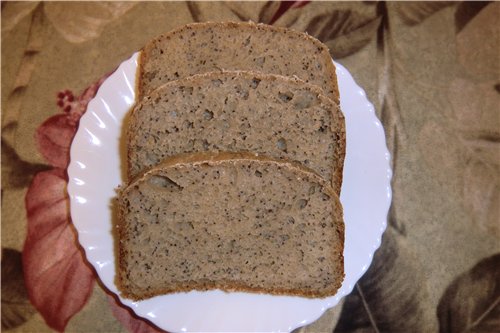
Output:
top-left (128, 70), bottom-right (345, 192)
top-left (117, 152), bottom-right (345, 300)
top-left (139, 21), bottom-right (339, 103)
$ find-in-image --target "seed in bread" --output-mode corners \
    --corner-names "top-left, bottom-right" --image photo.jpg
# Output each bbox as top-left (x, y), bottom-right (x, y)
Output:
top-left (117, 152), bottom-right (345, 300)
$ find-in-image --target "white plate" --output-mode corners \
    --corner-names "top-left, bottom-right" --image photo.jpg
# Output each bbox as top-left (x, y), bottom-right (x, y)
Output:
top-left (68, 52), bottom-right (392, 333)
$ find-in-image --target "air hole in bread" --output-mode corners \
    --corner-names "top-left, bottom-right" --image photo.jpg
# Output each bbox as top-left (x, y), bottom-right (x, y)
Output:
top-left (147, 175), bottom-right (183, 191)
top-left (277, 138), bottom-right (287, 151)
top-left (294, 92), bottom-right (315, 109)
top-left (203, 109), bottom-right (214, 120)
top-left (255, 56), bottom-right (266, 66)
top-left (243, 35), bottom-right (251, 46)
top-left (279, 92), bottom-right (293, 103)
top-left (212, 79), bottom-right (223, 87)
top-left (298, 199), bottom-right (308, 209)
top-left (250, 78), bottom-right (261, 89)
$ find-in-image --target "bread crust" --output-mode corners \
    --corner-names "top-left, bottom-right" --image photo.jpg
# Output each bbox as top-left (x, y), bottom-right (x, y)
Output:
top-left (138, 21), bottom-right (339, 103)
top-left (119, 276), bottom-right (344, 301)
top-left (117, 151), bottom-right (345, 301)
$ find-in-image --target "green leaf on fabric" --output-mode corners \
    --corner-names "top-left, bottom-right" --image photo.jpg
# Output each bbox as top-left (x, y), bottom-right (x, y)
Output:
top-left (334, 226), bottom-right (435, 332)
top-left (1, 248), bottom-right (36, 330)
top-left (437, 254), bottom-right (500, 333)
top-left (277, 3), bottom-right (381, 59)
top-left (394, 2), bottom-right (456, 26)
top-left (1, 138), bottom-right (50, 190)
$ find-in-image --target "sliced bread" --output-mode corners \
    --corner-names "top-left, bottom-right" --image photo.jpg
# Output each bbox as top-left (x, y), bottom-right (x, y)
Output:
top-left (117, 152), bottom-right (345, 300)
top-left (128, 70), bottom-right (345, 192)
top-left (139, 21), bottom-right (339, 103)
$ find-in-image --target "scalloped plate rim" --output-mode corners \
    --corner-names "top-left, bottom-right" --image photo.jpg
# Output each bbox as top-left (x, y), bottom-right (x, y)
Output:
top-left (67, 51), bottom-right (392, 332)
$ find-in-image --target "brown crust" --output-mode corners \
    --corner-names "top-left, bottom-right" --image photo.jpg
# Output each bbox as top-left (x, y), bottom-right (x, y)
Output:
top-left (136, 48), bottom-right (146, 102)
top-left (138, 21), bottom-right (339, 103)
top-left (126, 151), bottom-right (337, 198)
top-left (120, 276), bottom-right (343, 301)
top-left (127, 70), bottom-right (346, 191)
top-left (117, 151), bottom-right (345, 300)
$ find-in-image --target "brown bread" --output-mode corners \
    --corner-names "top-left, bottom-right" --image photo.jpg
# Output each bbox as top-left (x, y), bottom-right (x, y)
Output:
top-left (117, 152), bottom-right (345, 300)
top-left (128, 71), bottom-right (345, 191)
top-left (139, 21), bottom-right (339, 103)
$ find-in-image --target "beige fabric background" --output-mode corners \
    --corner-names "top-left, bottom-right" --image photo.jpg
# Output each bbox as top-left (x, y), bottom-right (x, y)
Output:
top-left (2, 2), bottom-right (499, 333)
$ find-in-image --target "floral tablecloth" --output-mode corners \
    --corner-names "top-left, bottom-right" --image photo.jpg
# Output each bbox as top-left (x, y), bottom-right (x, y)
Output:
top-left (2, 2), bottom-right (499, 332)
